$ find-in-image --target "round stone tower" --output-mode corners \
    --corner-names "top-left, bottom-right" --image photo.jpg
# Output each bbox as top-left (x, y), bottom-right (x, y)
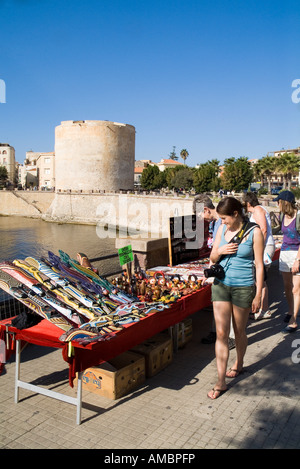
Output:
top-left (54, 120), bottom-right (135, 192)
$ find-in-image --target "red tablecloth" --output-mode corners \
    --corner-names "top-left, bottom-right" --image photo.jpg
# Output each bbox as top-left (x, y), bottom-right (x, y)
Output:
top-left (0, 285), bottom-right (212, 387)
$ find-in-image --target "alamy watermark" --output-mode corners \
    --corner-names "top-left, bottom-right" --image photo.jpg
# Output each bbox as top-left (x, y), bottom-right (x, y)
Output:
top-left (0, 79), bottom-right (6, 103)
top-left (291, 339), bottom-right (300, 364)
top-left (95, 196), bottom-right (205, 249)
top-left (291, 79), bottom-right (300, 104)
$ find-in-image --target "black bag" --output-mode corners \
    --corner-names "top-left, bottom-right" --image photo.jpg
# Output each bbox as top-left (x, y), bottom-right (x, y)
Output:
top-left (11, 311), bottom-right (43, 330)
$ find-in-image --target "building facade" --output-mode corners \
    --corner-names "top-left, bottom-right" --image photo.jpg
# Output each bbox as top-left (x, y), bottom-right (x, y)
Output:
top-left (38, 152), bottom-right (55, 189)
top-left (156, 159), bottom-right (183, 171)
top-left (20, 151), bottom-right (55, 189)
top-left (269, 147), bottom-right (300, 188)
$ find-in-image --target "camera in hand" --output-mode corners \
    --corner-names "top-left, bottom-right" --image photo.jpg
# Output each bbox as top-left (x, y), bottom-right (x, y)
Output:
top-left (203, 263), bottom-right (225, 280)
top-left (203, 221), bottom-right (250, 280)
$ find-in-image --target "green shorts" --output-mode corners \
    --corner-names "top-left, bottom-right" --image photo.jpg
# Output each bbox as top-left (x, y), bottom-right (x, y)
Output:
top-left (211, 279), bottom-right (256, 308)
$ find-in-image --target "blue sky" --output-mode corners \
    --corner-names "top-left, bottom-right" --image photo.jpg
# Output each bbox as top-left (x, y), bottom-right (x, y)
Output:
top-left (1, 0), bottom-right (300, 165)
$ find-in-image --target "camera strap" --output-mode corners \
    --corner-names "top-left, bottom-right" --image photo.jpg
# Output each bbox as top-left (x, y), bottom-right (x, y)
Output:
top-left (216, 220), bottom-right (259, 265)
top-left (229, 220), bottom-right (259, 244)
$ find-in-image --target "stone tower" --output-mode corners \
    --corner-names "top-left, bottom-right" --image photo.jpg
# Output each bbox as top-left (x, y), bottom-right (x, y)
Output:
top-left (54, 120), bottom-right (135, 192)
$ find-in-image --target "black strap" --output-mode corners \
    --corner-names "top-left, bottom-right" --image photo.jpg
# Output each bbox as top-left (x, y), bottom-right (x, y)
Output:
top-left (225, 220), bottom-right (258, 245)
top-left (216, 221), bottom-right (258, 265)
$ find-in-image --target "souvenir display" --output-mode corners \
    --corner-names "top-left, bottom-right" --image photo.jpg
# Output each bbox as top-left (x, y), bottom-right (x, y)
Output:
top-left (0, 249), bottom-right (210, 345)
top-left (0, 268), bottom-right (73, 331)
top-left (146, 258), bottom-right (210, 281)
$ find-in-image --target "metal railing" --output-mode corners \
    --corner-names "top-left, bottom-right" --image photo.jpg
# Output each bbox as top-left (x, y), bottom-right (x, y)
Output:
top-left (0, 293), bottom-right (31, 321)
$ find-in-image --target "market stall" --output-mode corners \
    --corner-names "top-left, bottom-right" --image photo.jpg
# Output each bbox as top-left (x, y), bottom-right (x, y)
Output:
top-left (0, 246), bottom-right (212, 424)
top-left (0, 223), bottom-right (282, 424)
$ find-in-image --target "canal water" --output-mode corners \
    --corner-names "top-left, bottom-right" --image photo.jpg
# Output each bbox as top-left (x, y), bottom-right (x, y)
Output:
top-left (0, 216), bottom-right (120, 315)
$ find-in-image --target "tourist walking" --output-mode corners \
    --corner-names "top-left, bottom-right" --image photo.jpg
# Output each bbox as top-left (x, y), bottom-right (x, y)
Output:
top-left (243, 192), bottom-right (275, 320)
top-left (207, 197), bottom-right (264, 399)
top-left (273, 190), bottom-right (300, 333)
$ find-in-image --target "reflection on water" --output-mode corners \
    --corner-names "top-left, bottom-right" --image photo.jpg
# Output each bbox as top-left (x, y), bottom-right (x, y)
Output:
top-left (0, 216), bottom-right (119, 276)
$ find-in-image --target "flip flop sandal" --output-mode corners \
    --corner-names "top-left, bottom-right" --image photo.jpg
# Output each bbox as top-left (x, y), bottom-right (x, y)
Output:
top-left (255, 309), bottom-right (272, 320)
top-left (225, 368), bottom-right (243, 378)
top-left (207, 387), bottom-right (227, 400)
top-left (262, 310), bottom-right (272, 318)
top-left (282, 325), bottom-right (298, 333)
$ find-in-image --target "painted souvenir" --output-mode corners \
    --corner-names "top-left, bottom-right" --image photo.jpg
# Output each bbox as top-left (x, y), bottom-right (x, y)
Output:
top-left (188, 274), bottom-right (198, 291)
top-left (0, 269), bottom-right (74, 331)
top-left (77, 252), bottom-right (99, 274)
top-left (152, 284), bottom-right (161, 301)
top-left (144, 284), bottom-right (153, 302)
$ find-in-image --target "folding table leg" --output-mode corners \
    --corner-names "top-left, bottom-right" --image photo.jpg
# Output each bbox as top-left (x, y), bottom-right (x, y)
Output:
top-left (76, 371), bottom-right (83, 425)
top-left (15, 339), bottom-right (21, 403)
top-left (14, 339), bottom-right (84, 425)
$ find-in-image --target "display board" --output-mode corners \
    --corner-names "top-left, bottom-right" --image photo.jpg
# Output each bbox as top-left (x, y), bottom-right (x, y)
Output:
top-left (168, 215), bottom-right (210, 266)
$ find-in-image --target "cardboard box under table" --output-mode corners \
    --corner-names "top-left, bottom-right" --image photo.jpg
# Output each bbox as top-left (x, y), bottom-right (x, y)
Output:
top-left (173, 318), bottom-right (193, 348)
top-left (130, 333), bottom-right (173, 377)
top-left (75, 351), bottom-right (145, 400)
top-left (0, 285), bottom-right (212, 424)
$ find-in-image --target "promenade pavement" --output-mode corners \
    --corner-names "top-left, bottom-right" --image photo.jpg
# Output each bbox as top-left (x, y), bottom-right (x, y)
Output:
top-left (0, 260), bottom-right (300, 450)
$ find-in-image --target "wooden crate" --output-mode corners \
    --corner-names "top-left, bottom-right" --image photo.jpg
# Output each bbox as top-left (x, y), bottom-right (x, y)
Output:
top-left (75, 351), bottom-right (145, 400)
top-left (176, 318), bottom-right (193, 348)
top-left (130, 333), bottom-right (173, 377)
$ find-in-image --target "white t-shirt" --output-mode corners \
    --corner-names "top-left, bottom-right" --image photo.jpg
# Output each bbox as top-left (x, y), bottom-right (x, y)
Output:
top-left (249, 205), bottom-right (275, 247)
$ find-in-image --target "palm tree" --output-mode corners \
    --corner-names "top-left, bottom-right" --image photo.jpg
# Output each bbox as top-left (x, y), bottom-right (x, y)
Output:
top-left (180, 149), bottom-right (189, 164)
top-left (253, 156), bottom-right (277, 193)
top-left (261, 156), bottom-right (277, 193)
top-left (275, 152), bottom-right (300, 190)
top-left (252, 159), bottom-right (266, 187)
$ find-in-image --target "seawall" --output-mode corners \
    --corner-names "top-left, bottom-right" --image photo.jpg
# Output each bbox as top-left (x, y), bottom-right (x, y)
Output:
top-left (0, 190), bottom-right (280, 238)
top-left (44, 192), bottom-right (194, 237)
top-left (0, 191), bottom-right (55, 218)
top-left (0, 190), bottom-right (194, 237)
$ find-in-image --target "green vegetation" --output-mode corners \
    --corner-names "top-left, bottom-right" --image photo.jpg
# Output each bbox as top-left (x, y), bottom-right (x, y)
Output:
top-left (221, 157), bottom-right (253, 192)
top-left (139, 151), bottom-right (300, 194)
top-left (0, 166), bottom-right (8, 188)
top-left (252, 152), bottom-right (300, 192)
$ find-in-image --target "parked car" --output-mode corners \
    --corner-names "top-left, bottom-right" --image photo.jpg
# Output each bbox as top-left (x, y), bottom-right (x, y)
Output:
top-left (271, 187), bottom-right (283, 195)
top-left (243, 187), bottom-right (258, 194)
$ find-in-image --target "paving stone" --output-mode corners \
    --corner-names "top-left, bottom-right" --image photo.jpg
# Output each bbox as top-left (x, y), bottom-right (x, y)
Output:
top-left (1, 262), bottom-right (300, 449)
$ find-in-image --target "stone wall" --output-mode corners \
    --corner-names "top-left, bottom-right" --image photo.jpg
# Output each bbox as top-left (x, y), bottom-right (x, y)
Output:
top-left (0, 191), bottom-right (55, 217)
top-left (44, 192), bottom-right (194, 238)
top-left (0, 190), bottom-right (280, 237)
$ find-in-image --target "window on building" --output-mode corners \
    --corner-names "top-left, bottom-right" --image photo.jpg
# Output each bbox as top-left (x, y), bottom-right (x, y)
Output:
top-left (44, 157), bottom-right (50, 164)
top-left (44, 168), bottom-right (50, 175)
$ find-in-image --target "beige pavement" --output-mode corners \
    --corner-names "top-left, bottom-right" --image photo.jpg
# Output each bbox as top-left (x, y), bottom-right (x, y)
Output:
top-left (1, 261), bottom-right (300, 450)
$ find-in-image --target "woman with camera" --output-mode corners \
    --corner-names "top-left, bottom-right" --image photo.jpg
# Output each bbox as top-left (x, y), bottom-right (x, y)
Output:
top-left (207, 197), bottom-right (264, 399)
